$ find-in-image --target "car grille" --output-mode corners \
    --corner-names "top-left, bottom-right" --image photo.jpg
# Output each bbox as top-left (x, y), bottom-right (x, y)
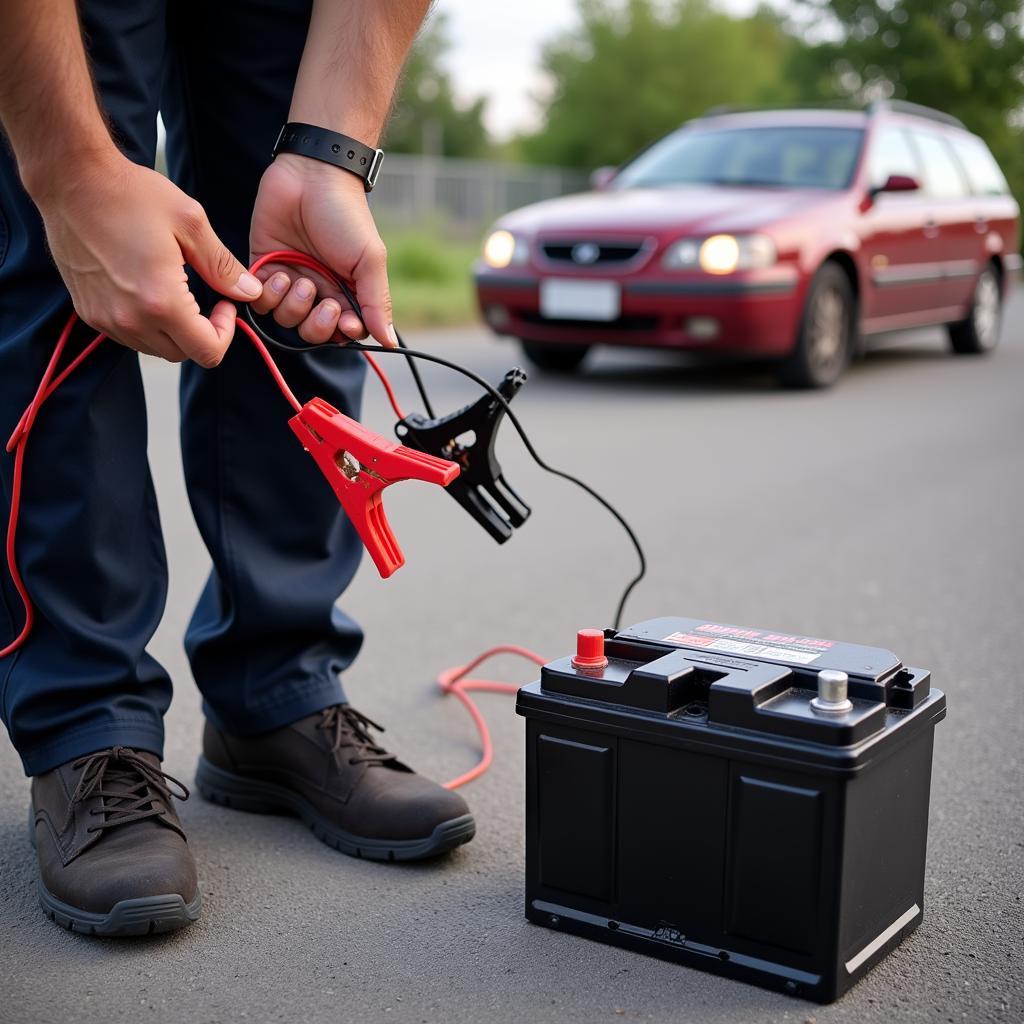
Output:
top-left (541, 240), bottom-right (647, 266)
top-left (520, 312), bottom-right (658, 331)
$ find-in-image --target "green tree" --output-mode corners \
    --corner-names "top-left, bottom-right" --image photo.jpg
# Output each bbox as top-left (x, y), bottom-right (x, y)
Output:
top-left (521, 0), bottom-right (805, 169)
top-left (384, 15), bottom-right (492, 159)
top-left (787, 0), bottom-right (1024, 200)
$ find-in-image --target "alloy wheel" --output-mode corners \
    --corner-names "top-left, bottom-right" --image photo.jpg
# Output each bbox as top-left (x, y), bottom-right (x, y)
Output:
top-left (807, 284), bottom-right (848, 381)
top-left (972, 271), bottom-right (1001, 351)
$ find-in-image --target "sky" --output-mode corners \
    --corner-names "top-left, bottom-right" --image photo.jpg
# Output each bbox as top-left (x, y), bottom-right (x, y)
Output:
top-left (437, 0), bottom-right (773, 141)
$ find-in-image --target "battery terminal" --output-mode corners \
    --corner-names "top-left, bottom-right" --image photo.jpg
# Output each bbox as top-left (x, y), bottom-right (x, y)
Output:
top-left (811, 669), bottom-right (854, 714)
top-left (571, 629), bottom-right (609, 670)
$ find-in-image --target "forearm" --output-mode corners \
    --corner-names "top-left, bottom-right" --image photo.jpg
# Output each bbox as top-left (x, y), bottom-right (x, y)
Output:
top-left (289, 0), bottom-right (432, 144)
top-left (0, 0), bottom-right (117, 200)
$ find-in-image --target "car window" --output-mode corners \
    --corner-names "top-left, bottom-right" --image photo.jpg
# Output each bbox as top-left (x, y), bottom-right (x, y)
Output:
top-left (867, 127), bottom-right (920, 190)
top-left (613, 126), bottom-right (864, 191)
top-left (949, 134), bottom-right (1010, 196)
top-left (907, 129), bottom-right (970, 199)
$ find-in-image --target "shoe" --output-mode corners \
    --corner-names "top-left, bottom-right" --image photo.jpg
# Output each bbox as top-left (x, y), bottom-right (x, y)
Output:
top-left (196, 705), bottom-right (475, 862)
top-left (30, 746), bottom-right (201, 936)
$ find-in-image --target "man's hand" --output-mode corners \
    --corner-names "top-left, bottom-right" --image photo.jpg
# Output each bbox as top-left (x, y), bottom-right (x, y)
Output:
top-left (249, 153), bottom-right (397, 348)
top-left (35, 152), bottom-right (264, 366)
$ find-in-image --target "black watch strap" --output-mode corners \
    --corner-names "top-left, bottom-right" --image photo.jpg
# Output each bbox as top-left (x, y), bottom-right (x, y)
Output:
top-left (272, 122), bottom-right (384, 192)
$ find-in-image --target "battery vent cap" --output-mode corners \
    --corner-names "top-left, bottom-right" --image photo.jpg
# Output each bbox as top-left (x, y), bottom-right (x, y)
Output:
top-left (572, 629), bottom-right (608, 670)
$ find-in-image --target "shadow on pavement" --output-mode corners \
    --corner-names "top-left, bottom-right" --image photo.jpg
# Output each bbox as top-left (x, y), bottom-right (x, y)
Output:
top-left (518, 334), bottom-right (959, 398)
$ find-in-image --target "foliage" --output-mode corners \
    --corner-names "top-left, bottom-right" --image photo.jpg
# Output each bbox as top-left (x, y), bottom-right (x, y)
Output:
top-left (379, 227), bottom-right (479, 327)
top-left (520, 0), bottom-right (806, 169)
top-left (787, 0), bottom-right (1024, 201)
top-left (384, 15), bottom-right (492, 159)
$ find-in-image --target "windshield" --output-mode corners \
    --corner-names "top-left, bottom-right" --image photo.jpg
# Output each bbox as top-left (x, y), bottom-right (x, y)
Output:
top-left (614, 125), bottom-right (865, 190)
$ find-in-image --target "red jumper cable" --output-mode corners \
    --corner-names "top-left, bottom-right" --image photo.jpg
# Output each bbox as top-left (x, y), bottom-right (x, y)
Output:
top-left (1, 250), bottom-right (546, 788)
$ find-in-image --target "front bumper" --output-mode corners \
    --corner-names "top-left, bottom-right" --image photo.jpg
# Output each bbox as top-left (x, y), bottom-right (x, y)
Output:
top-left (474, 269), bottom-right (804, 355)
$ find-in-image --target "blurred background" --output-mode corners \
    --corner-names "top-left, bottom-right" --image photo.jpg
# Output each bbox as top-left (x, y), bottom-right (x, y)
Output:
top-left (372, 0), bottom-right (1023, 328)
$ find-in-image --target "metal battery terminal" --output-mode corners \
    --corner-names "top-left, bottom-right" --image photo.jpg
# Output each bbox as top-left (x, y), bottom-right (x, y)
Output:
top-left (811, 669), bottom-right (854, 714)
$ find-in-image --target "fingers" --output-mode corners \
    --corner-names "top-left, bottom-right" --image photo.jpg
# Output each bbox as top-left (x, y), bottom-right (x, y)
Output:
top-left (351, 241), bottom-right (397, 348)
top-left (250, 271), bottom-right (291, 315)
top-left (268, 275), bottom-right (317, 329)
top-left (127, 277), bottom-right (236, 366)
top-left (176, 202), bottom-right (263, 303)
top-left (92, 303), bottom-right (188, 362)
top-left (251, 269), bottom-right (361, 344)
top-left (208, 299), bottom-right (240, 349)
top-left (162, 297), bottom-right (237, 367)
top-left (300, 299), bottom-right (343, 344)
top-left (98, 294), bottom-right (236, 367)
top-left (336, 307), bottom-right (368, 342)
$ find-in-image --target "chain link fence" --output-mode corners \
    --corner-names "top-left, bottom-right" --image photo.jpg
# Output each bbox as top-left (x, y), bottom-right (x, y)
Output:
top-left (369, 154), bottom-right (589, 229)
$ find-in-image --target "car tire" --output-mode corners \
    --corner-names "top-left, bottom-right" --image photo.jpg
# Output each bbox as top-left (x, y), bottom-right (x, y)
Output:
top-left (778, 262), bottom-right (855, 389)
top-left (948, 263), bottom-right (1002, 355)
top-left (520, 341), bottom-right (591, 374)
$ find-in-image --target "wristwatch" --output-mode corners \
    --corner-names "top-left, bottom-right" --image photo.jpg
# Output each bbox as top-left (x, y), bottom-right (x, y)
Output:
top-left (272, 122), bottom-right (384, 192)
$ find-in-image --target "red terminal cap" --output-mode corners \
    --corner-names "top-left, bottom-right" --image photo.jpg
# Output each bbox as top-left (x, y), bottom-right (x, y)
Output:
top-left (572, 628), bottom-right (608, 670)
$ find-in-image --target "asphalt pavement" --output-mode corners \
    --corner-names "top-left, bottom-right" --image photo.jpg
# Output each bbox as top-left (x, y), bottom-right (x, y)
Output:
top-left (2, 300), bottom-right (1022, 1024)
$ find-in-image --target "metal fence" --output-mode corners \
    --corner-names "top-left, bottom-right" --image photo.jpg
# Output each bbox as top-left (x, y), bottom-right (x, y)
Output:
top-left (369, 154), bottom-right (589, 228)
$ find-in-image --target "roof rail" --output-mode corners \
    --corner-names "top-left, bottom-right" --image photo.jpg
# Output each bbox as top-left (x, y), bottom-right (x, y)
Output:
top-left (700, 105), bottom-right (739, 117)
top-left (696, 101), bottom-right (866, 120)
top-left (696, 101), bottom-right (964, 129)
top-left (868, 100), bottom-right (964, 128)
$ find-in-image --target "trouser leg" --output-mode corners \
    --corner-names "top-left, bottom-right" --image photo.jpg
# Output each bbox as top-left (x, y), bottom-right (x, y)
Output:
top-left (161, 0), bottom-right (366, 734)
top-left (0, 0), bottom-right (172, 775)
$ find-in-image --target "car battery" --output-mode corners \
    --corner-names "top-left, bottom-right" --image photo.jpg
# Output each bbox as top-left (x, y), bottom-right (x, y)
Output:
top-left (515, 617), bottom-right (946, 1003)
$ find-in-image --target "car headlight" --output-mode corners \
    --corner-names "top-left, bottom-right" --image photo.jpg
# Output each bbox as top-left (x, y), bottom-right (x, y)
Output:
top-left (662, 234), bottom-right (776, 274)
top-left (482, 229), bottom-right (529, 269)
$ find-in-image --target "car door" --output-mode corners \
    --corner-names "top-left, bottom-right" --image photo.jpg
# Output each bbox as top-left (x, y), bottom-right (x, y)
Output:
top-left (904, 127), bottom-right (977, 317)
top-left (858, 124), bottom-right (937, 327)
top-left (948, 132), bottom-right (1020, 283)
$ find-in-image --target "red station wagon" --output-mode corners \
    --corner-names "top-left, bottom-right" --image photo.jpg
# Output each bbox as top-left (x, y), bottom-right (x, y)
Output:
top-left (474, 102), bottom-right (1021, 387)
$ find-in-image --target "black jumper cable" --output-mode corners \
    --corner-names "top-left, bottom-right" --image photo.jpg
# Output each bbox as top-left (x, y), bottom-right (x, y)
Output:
top-left (2, 249), bottom-right (647, 789)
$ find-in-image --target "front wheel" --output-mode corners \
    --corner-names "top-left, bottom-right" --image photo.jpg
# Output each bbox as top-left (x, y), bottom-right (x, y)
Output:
top-left (948, 264), bottom-right (1002, 354)
top-left (519, 340), bottom-right (591, 374)
top-left (778, 262), bottom-right (855, 389)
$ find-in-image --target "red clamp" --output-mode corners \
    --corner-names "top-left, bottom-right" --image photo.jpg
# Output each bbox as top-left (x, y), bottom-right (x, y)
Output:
top-left (289, 397), bottom-right (460, 578)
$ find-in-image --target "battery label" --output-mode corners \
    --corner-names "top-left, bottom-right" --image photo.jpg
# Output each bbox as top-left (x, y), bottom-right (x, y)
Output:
top-left (662, 623), bottom-right (834, 665)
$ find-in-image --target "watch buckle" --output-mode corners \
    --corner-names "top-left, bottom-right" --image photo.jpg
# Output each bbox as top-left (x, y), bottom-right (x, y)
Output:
top-left (367, 149), bottom-right (384, 191)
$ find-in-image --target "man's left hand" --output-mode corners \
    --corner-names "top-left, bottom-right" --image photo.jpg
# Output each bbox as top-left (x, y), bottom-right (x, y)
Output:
top-left (249, 153), bottom-right (397, 347)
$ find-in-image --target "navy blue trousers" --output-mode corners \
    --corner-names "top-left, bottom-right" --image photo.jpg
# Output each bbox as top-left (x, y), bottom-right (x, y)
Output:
top-left (0, 0), bottom-right (367, 776)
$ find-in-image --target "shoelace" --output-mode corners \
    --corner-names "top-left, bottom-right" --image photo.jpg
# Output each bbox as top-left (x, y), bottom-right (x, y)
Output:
top-left (69, 746), bottom-right (189, 834)
top-left (317, 705), bottom-right (394, 767)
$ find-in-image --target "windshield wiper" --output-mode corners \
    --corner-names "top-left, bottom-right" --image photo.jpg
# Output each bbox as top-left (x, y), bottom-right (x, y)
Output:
top-left (623, 177), bottom-right (792, 189)
top-left (707, 177), bottom-right (788, 188)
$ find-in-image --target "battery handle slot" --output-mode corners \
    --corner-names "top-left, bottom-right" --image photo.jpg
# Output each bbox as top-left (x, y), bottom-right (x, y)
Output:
top-left (626, 652), bottom-right (725, 714)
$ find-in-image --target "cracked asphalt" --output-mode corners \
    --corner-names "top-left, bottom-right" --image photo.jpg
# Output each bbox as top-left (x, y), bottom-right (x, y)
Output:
top-left (2, 299), bottom-right (1022, 1023)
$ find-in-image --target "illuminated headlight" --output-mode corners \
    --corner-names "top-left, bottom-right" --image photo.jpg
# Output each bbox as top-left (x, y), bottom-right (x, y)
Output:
top-left (482, 229), bottom-right (528, 269)
top-left (662, 234), bottom-right (776, 274)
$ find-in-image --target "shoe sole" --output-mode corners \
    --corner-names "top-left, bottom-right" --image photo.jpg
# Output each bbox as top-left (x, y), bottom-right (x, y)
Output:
top-left (38, 885), bottom-right (202, 937)
top-left (28, 806), bottom-right (201, 937)
top-left (195, 756), bottom-right (476, 862)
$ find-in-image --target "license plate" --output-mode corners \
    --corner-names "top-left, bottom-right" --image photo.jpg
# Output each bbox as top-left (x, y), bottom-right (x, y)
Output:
top-left (539, 279), bottom-right (621, 321)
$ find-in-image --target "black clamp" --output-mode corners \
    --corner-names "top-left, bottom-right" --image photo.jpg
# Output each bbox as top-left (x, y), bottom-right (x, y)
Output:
top-left (395, 368), bottom-right (531, 544)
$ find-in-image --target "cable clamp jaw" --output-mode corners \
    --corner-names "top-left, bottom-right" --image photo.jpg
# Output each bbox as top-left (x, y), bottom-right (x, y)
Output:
top-left (289, 397), bottom-right (459, 578)
top-left (395, 368), bottom-right (531, 544)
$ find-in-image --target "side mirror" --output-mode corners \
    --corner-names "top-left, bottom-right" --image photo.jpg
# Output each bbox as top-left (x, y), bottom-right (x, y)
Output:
top-left (873, 173), bottom-right (921, 196)
top-left (590, 166), bottom-right (618, 190)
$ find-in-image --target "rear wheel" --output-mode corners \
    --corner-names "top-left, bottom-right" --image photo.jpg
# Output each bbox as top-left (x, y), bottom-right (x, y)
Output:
top-left (520, 340), bottom-right (591, 374)
top-left (778, 262), bottom-right (855, 389)
top-left (948, 264), bottom-right (1002, 354)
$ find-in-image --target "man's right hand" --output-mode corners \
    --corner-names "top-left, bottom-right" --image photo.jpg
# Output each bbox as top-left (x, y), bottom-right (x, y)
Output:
top-left (33, 152), bottom-right (264, 367)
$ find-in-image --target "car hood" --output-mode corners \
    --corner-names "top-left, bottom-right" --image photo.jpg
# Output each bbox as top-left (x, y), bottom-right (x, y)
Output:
top-left (498, 185), bottom-right (835, 236)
